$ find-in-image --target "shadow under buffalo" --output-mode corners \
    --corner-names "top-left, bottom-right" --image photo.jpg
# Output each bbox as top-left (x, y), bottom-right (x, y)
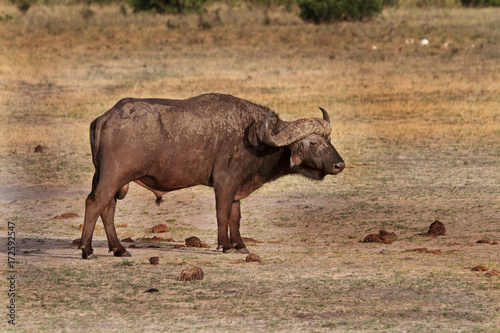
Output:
top-left (0, 236), bottom-right (224, 260)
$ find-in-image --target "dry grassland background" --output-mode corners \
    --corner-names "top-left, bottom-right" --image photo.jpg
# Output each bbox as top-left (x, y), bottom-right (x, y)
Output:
top-left (0, 1), bottom-right (499, 331)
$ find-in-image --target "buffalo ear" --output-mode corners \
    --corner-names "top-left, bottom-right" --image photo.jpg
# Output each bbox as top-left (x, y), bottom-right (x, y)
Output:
top-left (245, 121), bottom-right (261, 147)
top-left (290, 154), bottom-right (302, 167)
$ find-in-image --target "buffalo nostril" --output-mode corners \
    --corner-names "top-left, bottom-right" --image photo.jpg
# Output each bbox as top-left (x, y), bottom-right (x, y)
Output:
top-left (334, 162), bottom-right (345, 174)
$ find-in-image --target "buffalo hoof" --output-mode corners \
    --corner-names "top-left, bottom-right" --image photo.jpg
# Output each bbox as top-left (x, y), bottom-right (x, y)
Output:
top-left (223, 248), bottom-right (239, 254)
top-left (82, 253), bottom-right (97, 260)
top-left (114, 250), bottom-right (132, 257)
top-left (237, 247), bottom-right (250, 254)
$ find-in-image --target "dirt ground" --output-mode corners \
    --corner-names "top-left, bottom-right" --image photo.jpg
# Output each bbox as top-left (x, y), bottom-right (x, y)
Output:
top-left (0, 2), bottom-right (499, 332)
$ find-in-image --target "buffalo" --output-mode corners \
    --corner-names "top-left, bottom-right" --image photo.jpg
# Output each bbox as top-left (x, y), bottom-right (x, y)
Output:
top-left (79, 93), bottom-right (344, 259)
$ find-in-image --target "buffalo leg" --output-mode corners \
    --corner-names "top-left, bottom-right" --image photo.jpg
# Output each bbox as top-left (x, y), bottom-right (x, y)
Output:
top-left (214, 190), bottom-right (238, 253)
top-left (229, 201), bottom-right (249, 254)
top-left (101, 198), bottom-right (130, 257)
top-left (79, 196), bottom-right (108, 259)
top-left (79, 179), bottom-right (120, 259)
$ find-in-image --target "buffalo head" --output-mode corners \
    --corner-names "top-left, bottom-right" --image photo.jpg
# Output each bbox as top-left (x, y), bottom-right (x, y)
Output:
top-left (260, 107), bottom-right (345, 180)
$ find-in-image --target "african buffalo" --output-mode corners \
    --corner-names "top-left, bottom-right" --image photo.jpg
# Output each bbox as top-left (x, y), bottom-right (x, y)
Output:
top-left (79, 93), bottom-right (344, 259)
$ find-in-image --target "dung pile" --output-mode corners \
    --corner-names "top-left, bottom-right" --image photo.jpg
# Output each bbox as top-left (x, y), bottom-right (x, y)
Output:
top-left (363, 230), bottom-right (398, 244)
top-left (185, 236), bottom-right (210, 248)
top-left (428, 220), bottom-right (446, 236)
top-left (178, 266), bottom-right (204, 281)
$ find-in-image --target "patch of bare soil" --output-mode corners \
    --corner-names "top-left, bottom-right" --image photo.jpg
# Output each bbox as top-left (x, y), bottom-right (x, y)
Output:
top-left (129, 241), bottom-right (162, 249)
top-left (241, 237), bottom-right (262, 244)
top-left (363, 230), bottom-right (398, 244)
top-left (484, 270), bottom-right (500, 277)
top-left (143, 236), bottom-right (175, 242)
top-left (405, 248), bottom-right (442, 255)
top-left (231, 259), bottom-right (246, 264)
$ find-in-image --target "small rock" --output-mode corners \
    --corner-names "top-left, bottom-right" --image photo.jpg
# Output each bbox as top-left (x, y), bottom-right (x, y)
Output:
top-left (178, 266), bottom-right (204, 281)
top-left (471, 265), bottom-right (488, 272)
top-left (149, 257), bottom-right (160, 265)
top-left (420, 38), bottom-right (429, 46)
top-left (152, 224), bottom-right (169, 233)
top-left (476, 239), bottom-right (490, 244)
top-left (121, 237), bottom-right (135, 243)
top-left (144, 288), bottom-right (159, 293)
top-left (245, 253), bottom-right (262, 263)
top-left (428, 220), bottom-right (446, 236)
top-left (491, 241), bottom-right (498, 245)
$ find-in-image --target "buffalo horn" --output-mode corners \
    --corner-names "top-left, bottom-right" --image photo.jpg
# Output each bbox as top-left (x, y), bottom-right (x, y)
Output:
top-left (319, 107), bottom-right (330, 124)
top-left (260, 110), bottom-right (332, 147)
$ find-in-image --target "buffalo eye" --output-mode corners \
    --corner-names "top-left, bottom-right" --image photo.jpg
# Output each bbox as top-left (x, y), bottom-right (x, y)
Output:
top-left (309, 141), bottom-right (320, 147)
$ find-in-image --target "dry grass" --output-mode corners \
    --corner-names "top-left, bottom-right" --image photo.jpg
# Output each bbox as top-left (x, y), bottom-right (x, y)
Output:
top-left (0, 2), bottom-right (499, 332)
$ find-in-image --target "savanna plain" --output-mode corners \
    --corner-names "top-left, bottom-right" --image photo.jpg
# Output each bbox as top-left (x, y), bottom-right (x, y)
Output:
top-left (0, 1), bottom-right (499, 331)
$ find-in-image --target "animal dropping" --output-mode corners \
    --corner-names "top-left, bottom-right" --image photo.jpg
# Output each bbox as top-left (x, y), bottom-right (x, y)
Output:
top-left (78, 94), bottom-right (344, 259)
top-left (149, 257), bottom-right (160, 265)
top-left (34, 145), bottom-right (43, 153)
top-left (245, 253), bottom-right (263, 263)
top-left (428, 220), bottom-right (446, 236)
top-left (471, 265), bottom-right (488, 272)
top-left (178, 266), bottom-right (204, 281)
top-left (363, 230), bottom-right (398, 244)
top-left (151, 224), bottom-right (169, 233)
top-left (54, 212), bottom-right (78, 220)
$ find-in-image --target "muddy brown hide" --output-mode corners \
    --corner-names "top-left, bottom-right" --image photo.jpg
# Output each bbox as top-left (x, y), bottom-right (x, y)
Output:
top-left (79, 93), bottom-right (344, 259)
